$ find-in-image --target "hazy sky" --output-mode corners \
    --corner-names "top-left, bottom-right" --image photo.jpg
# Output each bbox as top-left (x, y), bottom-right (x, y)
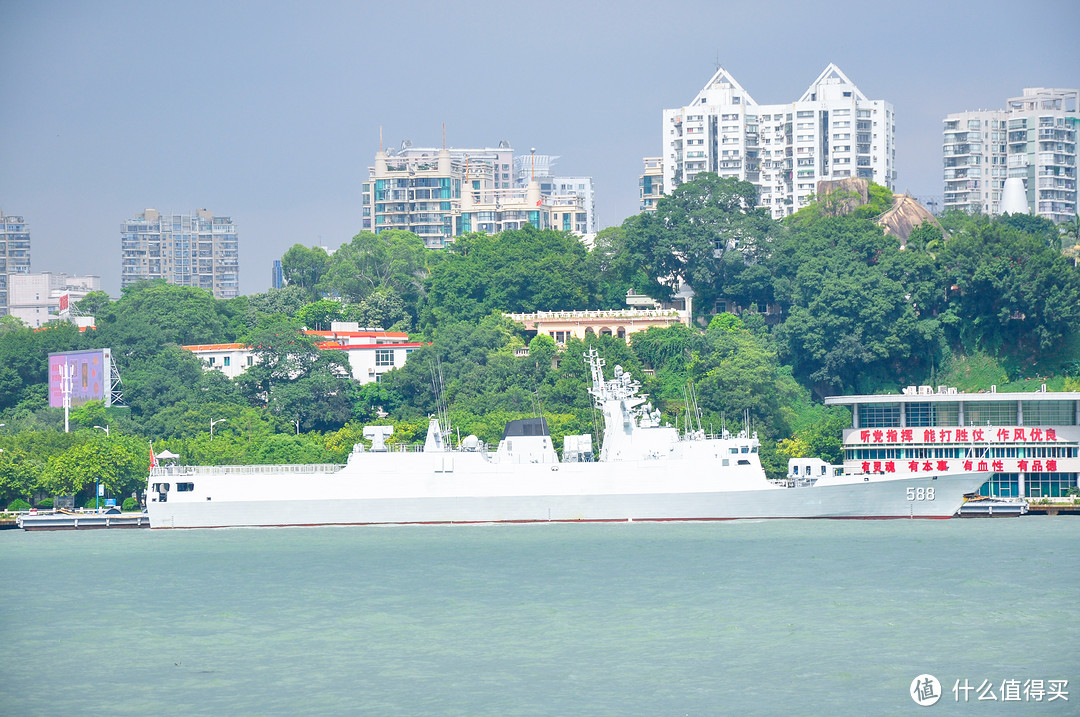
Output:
top-left (2, 0), bottom-right (1077, 296)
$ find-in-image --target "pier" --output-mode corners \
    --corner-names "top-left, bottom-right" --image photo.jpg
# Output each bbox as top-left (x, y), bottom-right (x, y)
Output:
top-left (15, 510), bottom-right (151, 531)
top-left (1024, 501), bottom-right (1080, 516)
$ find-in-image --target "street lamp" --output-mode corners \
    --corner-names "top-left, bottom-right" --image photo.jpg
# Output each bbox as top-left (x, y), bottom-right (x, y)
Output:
top-left (91, 430), bottom-right (107, 510)
top-left (210, 417), bottom-right (228, 440)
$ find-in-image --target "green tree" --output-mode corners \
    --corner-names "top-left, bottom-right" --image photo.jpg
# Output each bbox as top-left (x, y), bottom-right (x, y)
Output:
top-left (622, 173), bottom-right (776, 315)
top-left (587, 224), bottom-right (652, 309)
top-left (347, 287), bottom-right (410, 330)
top-left (280, 244), bottom-right (331, 299)
top-left (0, 447), bottom-right (41, 505)
top-left (296, 299), bottom-right (346, 330)
top-left (776, 266), bottom-right (939, 396)
top-left (237, 317), bottom-right (356, 432)
top-left (246, 285), bottom-right (311, 320)
top-left (938, 222), bottom-right (1080, 354)
top-left (423, 227), bottom-right (596, 326)
top-left (91, 282), bottom-right (228, 369)
top-left (73, 290), bottom-right (112, 317)
top-left (119, 345), bottom-right (213, 417)
top-left (317, 230), bottom-right (430, 312)
top-left (40, 434), bottom-right (150, 502)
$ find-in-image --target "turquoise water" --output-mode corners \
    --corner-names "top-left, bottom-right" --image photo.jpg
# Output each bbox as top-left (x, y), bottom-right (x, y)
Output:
top-left (1, 519), bottom-right (1077, 716)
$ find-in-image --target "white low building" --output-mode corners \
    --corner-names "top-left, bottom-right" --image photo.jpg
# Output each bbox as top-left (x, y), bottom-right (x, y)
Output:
top-left (180, 343), bottom-right (254, 379)
top-left (183, 324), bottom-right (423, 384)
top-left (308, 327), bottom-right (423, 383)
top-left (826, 386), bottom-right (1080, 499)
top-left (7, 272), bottom-right (100, 328)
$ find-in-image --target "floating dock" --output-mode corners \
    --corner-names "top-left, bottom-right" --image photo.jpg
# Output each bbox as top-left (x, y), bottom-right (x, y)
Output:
top-left (957, 499), bottom-right (1028, 518)
top-left (16, 510), bottom-right (151, 531)
top-left (1024, 502), bottom-right (1080, 516)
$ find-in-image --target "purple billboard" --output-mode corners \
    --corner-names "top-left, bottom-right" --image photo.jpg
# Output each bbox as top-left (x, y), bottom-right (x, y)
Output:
top-left (48, 349), bottom-right (113, 408)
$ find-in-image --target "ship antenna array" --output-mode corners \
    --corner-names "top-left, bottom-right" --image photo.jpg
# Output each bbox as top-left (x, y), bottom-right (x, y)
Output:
top-left (686, 380), bottom-right (703, 433)
top-left (584, 347), bottom-right (605, 449)
top-left (429, 358), bottom-right (452, 447)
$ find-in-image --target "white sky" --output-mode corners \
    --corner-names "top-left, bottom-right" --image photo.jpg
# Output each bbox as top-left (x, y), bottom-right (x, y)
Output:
top-left (2, 0), bottom-right (1078, 296)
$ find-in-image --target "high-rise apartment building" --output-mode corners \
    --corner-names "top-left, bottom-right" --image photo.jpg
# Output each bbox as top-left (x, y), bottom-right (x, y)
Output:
top-left (121, 209), bottom-right (239, 299)
top-left (0, 211), bottom-right (32, 316)
top-left (655, 64), bottom-right (896, 219)
top-left (639, 157), bottom-right (664, 212)
top-left (362, 142), bottom-right (585, 248)
top-left (271, 259), bottom-right (284, 290)
top-left (943, 87), bottom-right (1078, 222)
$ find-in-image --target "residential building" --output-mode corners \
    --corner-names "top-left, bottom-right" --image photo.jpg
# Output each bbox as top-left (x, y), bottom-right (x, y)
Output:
top-left (183, 324), bottom-right (422, 384)
top-left (655, 64), bottom-right (895, 219)
top-left (362, 142), bottom-right (586, 248)
top-left (942, 109), bottom-right (1008, 215)
top-left (271, 259), bottom-right (284, 290)
top-left (639, 157), bottom-right (664, 212)
top-left (825, 385), bottom-right (1080, 499)
top-left (514, 154), bottom-right (596, 233)
top-left (1, 211), bottom-right (32, 316)
top-left (507, 308), bottom-right (689, 346)
top-left (121, 209), bottom-right (240, 299)
top-left (943, 87), bottom-right (1077, 222)
top-left (7, 272), bottom-right (100, 328)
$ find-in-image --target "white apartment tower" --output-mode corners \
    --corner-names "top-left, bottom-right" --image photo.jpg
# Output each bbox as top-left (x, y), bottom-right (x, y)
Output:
top-left (943, 87), bottom-right (1078, 222)
top-left (658, 64), bottom-right (896, 219)
top-left (121, 209), bottom-right (239, 299)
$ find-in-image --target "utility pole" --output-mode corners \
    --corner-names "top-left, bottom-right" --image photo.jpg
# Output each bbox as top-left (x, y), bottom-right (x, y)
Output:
top-left (61, 361), bottom-right (74, 433)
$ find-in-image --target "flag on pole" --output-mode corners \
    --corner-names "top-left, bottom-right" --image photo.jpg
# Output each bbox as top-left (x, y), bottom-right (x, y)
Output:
top-left (149, 444), bottom-right (158, 470)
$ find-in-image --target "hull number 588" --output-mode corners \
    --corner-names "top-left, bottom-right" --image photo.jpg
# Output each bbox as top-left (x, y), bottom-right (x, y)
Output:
top-left (906, 487), bottom-right (935, 501)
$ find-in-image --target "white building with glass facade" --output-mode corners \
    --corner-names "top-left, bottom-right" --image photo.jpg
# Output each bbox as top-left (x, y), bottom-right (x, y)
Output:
top-left (826, 386), bottom-right (1080, 499)
top-left (513, 155), bottom-right (596, 233)
top-left (943, 87), bottom-right (1078, 222)
top-left (362, 143), bottom-right (587, 247)
top-left (121, 209), bottom-right (239, 299)
top-left (655, 64), bottom-right (895, 219)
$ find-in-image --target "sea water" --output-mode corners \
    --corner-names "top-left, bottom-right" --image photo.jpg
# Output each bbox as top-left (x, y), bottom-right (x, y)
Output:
top-left (1, 519), bottom-right (1076, 716)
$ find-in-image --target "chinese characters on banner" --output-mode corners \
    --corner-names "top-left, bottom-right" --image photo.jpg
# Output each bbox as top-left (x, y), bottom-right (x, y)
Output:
top-left (854, 426), bottom-right (1062, 474)
top-left (857, 427), bottom-right (1058, 444)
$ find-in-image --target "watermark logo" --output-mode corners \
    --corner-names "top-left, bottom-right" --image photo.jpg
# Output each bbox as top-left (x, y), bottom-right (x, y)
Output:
top-left (910, 675), bottom-right (1069, 705)
top-left (911, 674), bottom-right (942, 706)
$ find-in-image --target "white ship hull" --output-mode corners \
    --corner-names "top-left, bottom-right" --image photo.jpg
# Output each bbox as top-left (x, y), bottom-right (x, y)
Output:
top-left (147, 454), bottom-right (987, 528)
top-left (147, 351), bottom-right (989, 529)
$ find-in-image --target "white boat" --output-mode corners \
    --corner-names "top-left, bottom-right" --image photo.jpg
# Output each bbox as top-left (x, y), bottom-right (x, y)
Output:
top-left (146, 349), bottom-right (989, 528)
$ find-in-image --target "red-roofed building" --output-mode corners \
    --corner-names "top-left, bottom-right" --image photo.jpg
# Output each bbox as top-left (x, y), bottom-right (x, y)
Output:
top-left (183, 324), bottom-right (424, 384)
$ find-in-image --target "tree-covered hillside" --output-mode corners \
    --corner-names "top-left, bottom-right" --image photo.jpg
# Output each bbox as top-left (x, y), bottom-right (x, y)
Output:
top-left (2, 175), bottom-right (1078, 507)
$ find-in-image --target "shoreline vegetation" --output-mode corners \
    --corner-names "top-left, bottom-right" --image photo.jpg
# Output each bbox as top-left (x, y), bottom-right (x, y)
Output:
top-left (2, 177), bottom-right (1078, 508)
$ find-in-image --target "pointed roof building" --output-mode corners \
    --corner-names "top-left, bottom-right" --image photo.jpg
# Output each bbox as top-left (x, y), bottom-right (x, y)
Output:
top-left (653, 64), bottom-right (895, 220)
